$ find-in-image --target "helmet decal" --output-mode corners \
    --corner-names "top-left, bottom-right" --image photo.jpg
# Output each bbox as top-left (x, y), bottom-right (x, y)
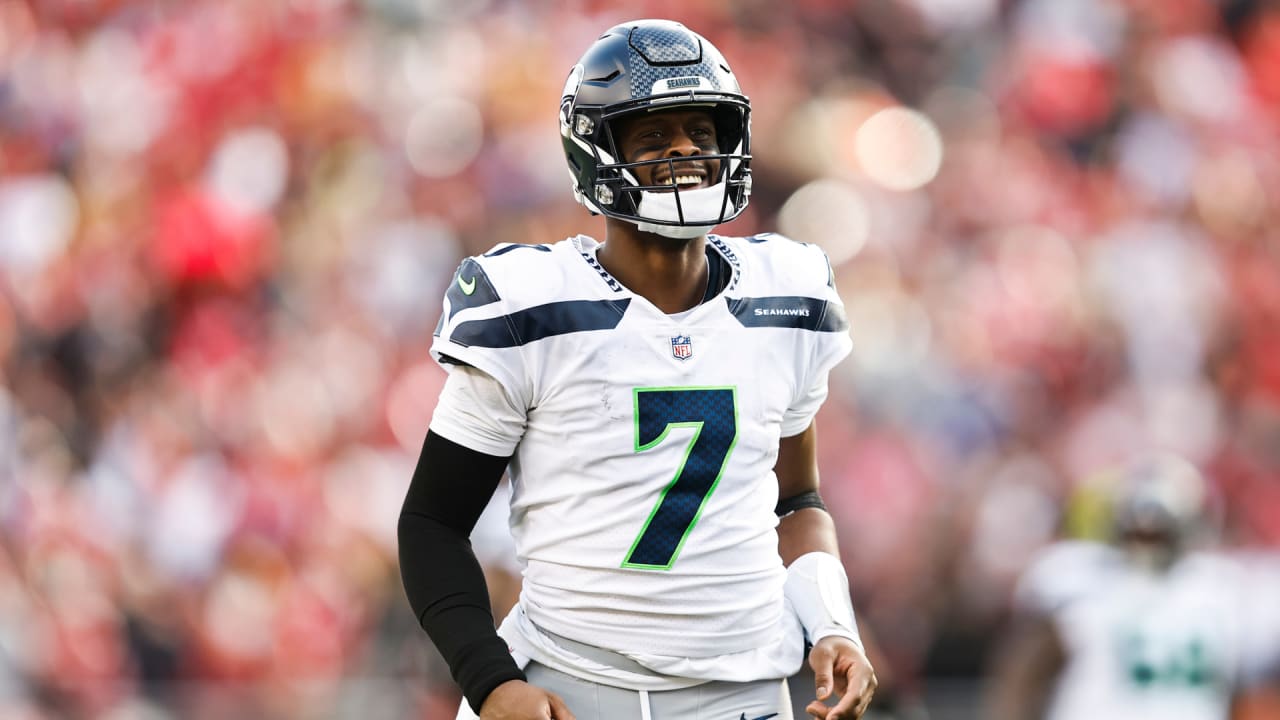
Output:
top-left (562, 64), bottom-right (584, 101)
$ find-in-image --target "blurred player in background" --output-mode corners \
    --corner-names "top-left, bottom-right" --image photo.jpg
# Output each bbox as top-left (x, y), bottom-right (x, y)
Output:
top-left (985, 454), bottom-right (1280, 720)
top-left (398, 18), bottom-right (875, 720)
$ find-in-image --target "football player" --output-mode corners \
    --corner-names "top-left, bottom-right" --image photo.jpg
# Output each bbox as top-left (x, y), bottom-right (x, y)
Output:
top-left (985, 454), bottom-right (1280, 720)
top-left (398, 18), bottom-right (877, 720)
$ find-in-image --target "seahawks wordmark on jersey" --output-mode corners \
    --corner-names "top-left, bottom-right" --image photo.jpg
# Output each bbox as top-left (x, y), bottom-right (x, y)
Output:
top-left (1016, 541), bottom-right (1280, 720)
top-left (428, 233), bottom-right (851, 689)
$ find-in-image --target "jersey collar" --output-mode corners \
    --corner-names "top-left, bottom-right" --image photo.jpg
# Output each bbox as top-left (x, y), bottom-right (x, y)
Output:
top-left (572, 234), bottom-right (742, 299)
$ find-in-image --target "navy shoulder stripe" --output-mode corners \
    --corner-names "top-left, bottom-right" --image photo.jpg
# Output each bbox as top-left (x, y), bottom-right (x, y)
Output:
top-left (450, 298), bottom-right (631, 348)
top-left (729, 296), bottom-right (848, 332)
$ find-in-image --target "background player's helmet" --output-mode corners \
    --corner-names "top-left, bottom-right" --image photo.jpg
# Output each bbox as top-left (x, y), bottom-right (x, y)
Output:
top-left (1111, 454), bottom-right (1213, 562)
top-left (559, 19), bottom-right (751, 239)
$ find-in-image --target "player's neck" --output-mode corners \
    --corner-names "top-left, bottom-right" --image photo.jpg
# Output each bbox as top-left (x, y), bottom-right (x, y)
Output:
top-left (599, 220), bottom-right (709, 314)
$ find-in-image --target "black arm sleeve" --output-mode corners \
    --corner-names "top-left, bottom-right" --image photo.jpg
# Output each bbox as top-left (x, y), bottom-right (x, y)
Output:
top-left (398, 429), bottom-right (524, 714)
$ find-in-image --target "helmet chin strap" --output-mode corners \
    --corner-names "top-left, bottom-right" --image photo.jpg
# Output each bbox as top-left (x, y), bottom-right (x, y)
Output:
top-left (633, 221), bottom-right (715, 240)
top-left (631, 183), bottom-right (730, 239)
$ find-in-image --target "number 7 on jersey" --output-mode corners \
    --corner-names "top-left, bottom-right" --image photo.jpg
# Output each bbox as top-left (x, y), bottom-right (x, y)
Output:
top-left (624, 387), bottom-right (739, 570)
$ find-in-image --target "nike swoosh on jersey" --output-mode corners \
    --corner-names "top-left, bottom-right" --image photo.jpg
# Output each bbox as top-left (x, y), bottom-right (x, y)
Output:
top-left (739, 714), bottom-right (778, 720)
top-left (442, 258), bottom-right (501, 322)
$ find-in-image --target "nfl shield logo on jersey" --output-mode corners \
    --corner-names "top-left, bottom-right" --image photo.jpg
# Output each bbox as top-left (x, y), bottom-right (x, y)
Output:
top-left (670, 335), bottom-right (693, 361)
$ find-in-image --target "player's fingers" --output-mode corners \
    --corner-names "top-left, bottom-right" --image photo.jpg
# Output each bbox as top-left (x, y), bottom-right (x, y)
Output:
top-left (809, 643), bottom-right (836, 701)
top-left (844, 666), bottom-right (875, 712)
top-left (827, 684), bottom-right (859, 719)
top-left (547, 692), bottom-right (576, 720)
top-left (805, 699), bottom-right (831, 719)
top-left (854, 692), bottom-right (873, 719)
top-left (830, 663), bottom-right (876, 719)
top-left (856, 670), bottom-right (878, 717)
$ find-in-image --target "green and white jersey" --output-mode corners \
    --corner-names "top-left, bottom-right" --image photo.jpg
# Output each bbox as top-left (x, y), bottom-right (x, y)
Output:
top-left (429, 233), bottom-right (851, 683)
top-left (1016, 541), bottom-right (1280, 720)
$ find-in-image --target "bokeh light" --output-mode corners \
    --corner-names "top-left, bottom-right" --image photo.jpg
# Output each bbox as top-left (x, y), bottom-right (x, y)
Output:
top-left (0, 175), bottom-right (79, 276)
top-left (207, 128), bottom-right (291, 215)
top-left (854, 107), bottom-right (944, 191)
top-left (404, 97), bottom-right (484, 178)
top-left (777, 179), bottom-right (870, 265)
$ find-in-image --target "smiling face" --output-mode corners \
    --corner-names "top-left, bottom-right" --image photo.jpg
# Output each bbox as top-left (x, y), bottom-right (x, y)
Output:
top-left (613, 107), bottom-right (722, 192)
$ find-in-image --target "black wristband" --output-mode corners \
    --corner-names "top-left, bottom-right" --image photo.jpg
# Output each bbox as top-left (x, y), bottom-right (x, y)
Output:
top-left (775, 489), bottom-right (827, 517)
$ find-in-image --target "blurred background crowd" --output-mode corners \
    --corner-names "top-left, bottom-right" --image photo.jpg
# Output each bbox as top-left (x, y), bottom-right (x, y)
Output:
top-left (1, 0), bottom-right (1279, 717)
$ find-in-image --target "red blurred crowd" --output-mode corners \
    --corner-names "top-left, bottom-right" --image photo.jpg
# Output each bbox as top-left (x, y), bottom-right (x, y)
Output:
top-left (1, 0), bottom-right (1278, 718)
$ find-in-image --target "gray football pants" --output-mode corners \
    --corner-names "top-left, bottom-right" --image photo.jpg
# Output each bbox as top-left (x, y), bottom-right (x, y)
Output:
top-left (454, 663), bottom-right (837, 720)
top-left (518, 660), bottom-right (794, 720)
top-left (454, 630), bottom-right (796, 720)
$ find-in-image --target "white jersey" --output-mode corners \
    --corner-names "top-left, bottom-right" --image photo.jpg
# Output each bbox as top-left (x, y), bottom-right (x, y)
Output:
top-left (428, 233), bottom-right (851, 687)
top-left (1016, 541), bottom-right (1280, 720)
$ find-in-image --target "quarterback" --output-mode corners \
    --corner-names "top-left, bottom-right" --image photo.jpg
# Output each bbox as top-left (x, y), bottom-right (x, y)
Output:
top-left (398, 19), bottom-right (877, 720)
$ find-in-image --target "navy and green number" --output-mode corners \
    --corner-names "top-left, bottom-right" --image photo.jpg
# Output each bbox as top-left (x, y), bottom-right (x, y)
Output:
top-left (624, 387), bottom-right (739, 570)
top-left (1121, 631), bottom-right (1217, 689)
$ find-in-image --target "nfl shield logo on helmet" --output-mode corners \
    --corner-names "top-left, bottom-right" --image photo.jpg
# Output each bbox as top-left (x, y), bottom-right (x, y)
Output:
top-left (670, 335), bottom-right (693, 361)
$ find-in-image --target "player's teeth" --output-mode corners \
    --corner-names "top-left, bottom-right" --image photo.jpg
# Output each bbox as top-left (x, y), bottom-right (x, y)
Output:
top-left (675, 175), bottom-right (701, 185)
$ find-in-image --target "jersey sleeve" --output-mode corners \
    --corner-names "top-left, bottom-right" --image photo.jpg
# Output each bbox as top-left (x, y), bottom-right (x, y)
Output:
top-left (430, 364), bottom-right (527, 457)
top-left (780, 244), bottom-right (853, 437)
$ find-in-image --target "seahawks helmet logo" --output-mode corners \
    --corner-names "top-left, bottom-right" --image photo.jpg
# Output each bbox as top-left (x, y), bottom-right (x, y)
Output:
top-left (666, 76), bottom-right (702, 89)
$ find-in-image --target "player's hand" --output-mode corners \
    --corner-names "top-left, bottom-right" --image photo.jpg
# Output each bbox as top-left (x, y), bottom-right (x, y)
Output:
top-left (479, 679), bottom-right (576, 720)
top-left (805, 636), bottom-right (877, 719)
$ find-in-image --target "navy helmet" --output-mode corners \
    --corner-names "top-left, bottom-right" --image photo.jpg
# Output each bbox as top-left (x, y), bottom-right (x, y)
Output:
top-left (559, 19), bottom-right (752, 238)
